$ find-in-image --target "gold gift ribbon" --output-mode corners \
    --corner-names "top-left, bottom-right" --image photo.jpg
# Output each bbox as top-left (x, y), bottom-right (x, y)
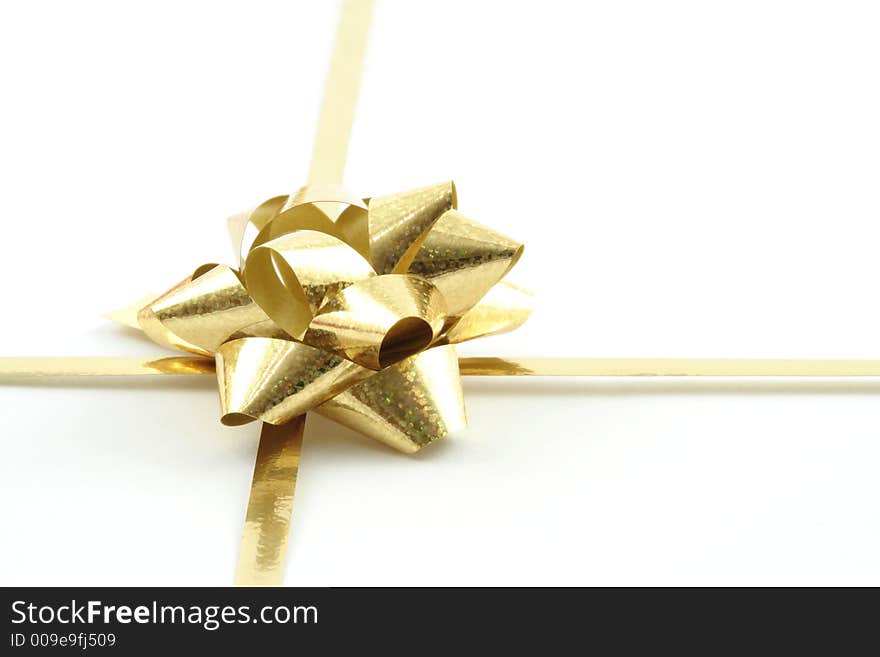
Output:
top-left (235, 0), bottom-right (370, 585)
top-left (7, 357), bottom-right (880, 378)
top-left (3, 0), bottom-right (527, 586)
top-left (6, 1), bottom-right (880, 586)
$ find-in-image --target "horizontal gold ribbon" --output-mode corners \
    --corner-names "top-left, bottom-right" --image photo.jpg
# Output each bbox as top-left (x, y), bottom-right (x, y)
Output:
top-left (7, 356), bottom-right (880, 377)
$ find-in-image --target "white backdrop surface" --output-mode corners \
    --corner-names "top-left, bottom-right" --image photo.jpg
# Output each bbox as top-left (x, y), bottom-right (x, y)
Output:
top-left (2, 0), bottom-right (880, 585)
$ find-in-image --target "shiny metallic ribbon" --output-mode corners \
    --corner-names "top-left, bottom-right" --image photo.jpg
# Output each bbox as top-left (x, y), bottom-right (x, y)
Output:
top-left (110, 175), bottom-right (532, 584)
top-left (6, 0), bottom-right (880, 587)
top-left (115, 0), bottom-right (532, 586)
top-left (128, 180), bottom-right (532, 452)
top-left (5, 0), bottom-right (530, 586)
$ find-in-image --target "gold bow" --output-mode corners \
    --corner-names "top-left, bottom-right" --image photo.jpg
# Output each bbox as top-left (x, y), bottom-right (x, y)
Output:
top-left (132, 181), bottom-right (532, 453)
top-left (4, 0), bottom-right (880, 587)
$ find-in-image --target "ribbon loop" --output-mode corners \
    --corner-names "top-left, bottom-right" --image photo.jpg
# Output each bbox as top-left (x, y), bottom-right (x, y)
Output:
top-left (406, 209), bottom-right (523, 319)
top-left (228, 196), bottom-right (289, 267)
top-left (244, 230), bottom-right (376, 339)
top-left (304, 274), bottom-right (447, 370)
top-left (366, 181), bottom-right (457, 274)
top-left (138, 264), bottom-right (277, 356)
top-left (444, 280), bottom-right (533, 344)
top-left (216, 337), bottom-right (369, 426)
top-left (316, 344), bottom-right (466, 453)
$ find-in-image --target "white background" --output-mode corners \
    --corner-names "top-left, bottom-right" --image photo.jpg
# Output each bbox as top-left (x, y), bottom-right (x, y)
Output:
top-left (2, 0), bottom-right (880, 585)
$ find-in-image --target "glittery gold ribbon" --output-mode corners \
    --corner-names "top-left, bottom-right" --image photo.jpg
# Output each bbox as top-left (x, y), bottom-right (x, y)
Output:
top-left (0, 0), bottom-right (529, 585)
top-left (121, 0), bottom-right (532, 585)
top-left (132, 180), bottom-right (530, 450)
top-left (3, 0), bottom-right (880, 588)
top-left (114, 182), bottom-right (529, 585)
top-left (10, 356), bottom-right (880, 378)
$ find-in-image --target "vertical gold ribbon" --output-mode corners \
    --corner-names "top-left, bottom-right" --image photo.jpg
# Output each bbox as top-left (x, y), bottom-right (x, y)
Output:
top-left (236, 0), bottom-right (375, 586)
top-left (235, 419), bottom-right (305, 586)
top-left (308, 0), bottom-right (374, 186)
